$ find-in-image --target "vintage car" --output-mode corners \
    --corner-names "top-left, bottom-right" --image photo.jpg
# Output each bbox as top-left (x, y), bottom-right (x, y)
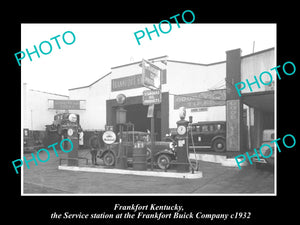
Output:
top-left (46, 113), bottom-right (82, 135)
top-left (170, 121), bottom-right (226, 152)
top-left (253, 129), bottom-right (275, 169)
top-left (98, 131), bottom-right (176, 170)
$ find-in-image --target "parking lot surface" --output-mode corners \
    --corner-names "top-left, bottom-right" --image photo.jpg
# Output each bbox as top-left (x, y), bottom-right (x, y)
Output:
top-left (23, 149), bottom-right (274, 194)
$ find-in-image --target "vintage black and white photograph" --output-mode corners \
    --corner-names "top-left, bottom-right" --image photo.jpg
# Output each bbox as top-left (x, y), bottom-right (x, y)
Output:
top-left (20, 23), bottom-right (276, 195)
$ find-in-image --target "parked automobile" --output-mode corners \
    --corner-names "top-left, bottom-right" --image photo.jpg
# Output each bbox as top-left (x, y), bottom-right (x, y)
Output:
top-left (253, 129), bottom-right (275, 169)
top-left (23, 128), bottom-right (44, 152)
top-left (170, 121), bottom-right (226, 152)
top-left (98, 131), bottom-right (176, 170)
top-left (46, 113), bottom-right (82, 135)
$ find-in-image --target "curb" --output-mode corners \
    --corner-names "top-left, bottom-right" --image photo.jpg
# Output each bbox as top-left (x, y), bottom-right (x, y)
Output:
top-left (58, 165), bottom-right (203, 179)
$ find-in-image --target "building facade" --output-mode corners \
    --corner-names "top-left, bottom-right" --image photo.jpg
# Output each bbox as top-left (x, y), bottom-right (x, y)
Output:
top-left (68, 47), bottom-right (275, 152)
top-left (23, 83), bottom-right (69, 131)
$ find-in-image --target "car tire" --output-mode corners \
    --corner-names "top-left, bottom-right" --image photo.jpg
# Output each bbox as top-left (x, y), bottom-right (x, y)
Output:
top-left (102, 151), bottom-right (116, 166)
top-left (156, 154), bottom-right (171, 170)
top-left (146, 147), bottom-right (152, 160)
top-left (212, 138), bottom-right (226, 152)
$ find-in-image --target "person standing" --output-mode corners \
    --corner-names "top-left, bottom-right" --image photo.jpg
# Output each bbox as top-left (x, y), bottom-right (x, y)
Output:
top-left (89, 132), bottom-right (100, 165)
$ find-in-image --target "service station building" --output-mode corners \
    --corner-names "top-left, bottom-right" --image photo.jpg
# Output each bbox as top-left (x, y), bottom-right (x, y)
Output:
top-left (66, 47), bottom-right (275, 153)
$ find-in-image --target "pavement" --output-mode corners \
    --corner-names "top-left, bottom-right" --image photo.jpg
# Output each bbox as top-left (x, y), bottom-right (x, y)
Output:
top-left (23, 149), bottom-right (275, 194)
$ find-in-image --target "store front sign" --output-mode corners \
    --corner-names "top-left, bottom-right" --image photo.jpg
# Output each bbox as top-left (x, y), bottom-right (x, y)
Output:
top-left (142, 59), bottom-right (161, 89)
top-left (48, 100), bottom-right (86, 110)
top-left (143, 89), bottom-right (161, 105)
top-left (111, 73), bottom-right (166, 92)
top-left (174, 89), bottom-right (226, 109)
top-left (111, 74), bottom-right (142, 92)
top-left (190, 107), bottom-right (208, 112)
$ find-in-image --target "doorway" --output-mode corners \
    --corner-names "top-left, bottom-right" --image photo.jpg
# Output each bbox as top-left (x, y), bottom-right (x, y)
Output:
top-left (106, 92), bottom-right (169, 141)
top-left (125, 103), bottom-right (161, 140)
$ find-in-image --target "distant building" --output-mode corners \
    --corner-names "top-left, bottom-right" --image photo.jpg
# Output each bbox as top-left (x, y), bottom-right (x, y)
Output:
top-left (23, 83), bottom-right (69, 131)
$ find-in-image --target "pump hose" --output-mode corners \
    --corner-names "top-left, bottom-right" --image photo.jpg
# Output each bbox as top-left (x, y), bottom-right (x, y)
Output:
top-left (187, 124), bottom-right (199, 171)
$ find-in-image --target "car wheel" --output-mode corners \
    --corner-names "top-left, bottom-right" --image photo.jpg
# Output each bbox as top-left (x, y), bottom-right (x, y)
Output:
top-left (157, 154), bottom-right (171, 170)
top-left (102, 151), bottom-right (116, 166)
top-left (212, 138), bottom-right (226, 152)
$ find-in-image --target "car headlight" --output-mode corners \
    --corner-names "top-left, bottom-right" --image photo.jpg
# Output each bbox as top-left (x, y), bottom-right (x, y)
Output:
top-left (169, 142), bottom-right (174, 149)
top-left (68, 113), bottom-right (77, 122)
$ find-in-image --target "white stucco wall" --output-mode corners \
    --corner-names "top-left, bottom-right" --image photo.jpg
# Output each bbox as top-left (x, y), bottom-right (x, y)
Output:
top-left (241, 48), bottom-right (275, 93)
top-left (68, 74), bottom-right (111, 130)
top-left (69, 58), bottom-right (227, 130)
top-left (23, 85), bottom-right (69, 130)
top-left (166, 61), bottom-right (226, 128)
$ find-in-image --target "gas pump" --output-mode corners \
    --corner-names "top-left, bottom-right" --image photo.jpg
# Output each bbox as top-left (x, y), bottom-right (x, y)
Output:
top-left (175, 107), bottom-right (190, 172)
top-left (64, 113), bottom-right (79, 166)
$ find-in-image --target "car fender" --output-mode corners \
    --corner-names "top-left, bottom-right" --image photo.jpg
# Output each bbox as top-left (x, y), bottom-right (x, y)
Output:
top-left (154, 149), bottom-right (175, 159)
top-left (98, 148), bottom-right (117, 158)
top-left (211, 135), bottom-right (225, 144)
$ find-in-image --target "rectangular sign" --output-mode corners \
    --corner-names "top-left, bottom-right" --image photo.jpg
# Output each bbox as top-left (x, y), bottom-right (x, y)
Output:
top-left (142, 59), bottom-right (161, 89)
top-left (111, 74), bottom-right (142, 92)
top-left (105, 125), bottom-right (114, 131)
top-left (48, 100), bottom-right (86, 110)
top-left (143, 89), bottom-right (161, 105)
top-left (226, 100), bottom-right (241, 151)
top-left (190, 107), bottom-right (208, 112)
top-left (174, 89), bottom-right (226, 109)
top-left (147, 104), bottom-right (155, 118)
top-left (111, 73), bottom-right (166, 92)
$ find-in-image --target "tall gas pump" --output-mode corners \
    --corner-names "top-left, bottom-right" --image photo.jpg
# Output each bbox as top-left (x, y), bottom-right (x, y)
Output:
top-left (115, 94), bottom-right (128, 169)
top-left (64, 113), bottom-right (79, 166)
top-left (176, 107), bottom-right (190, 172)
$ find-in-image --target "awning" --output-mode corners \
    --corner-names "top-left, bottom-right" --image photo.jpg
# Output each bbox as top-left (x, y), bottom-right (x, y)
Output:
top-left (242, 91), bottom-right (274, 113)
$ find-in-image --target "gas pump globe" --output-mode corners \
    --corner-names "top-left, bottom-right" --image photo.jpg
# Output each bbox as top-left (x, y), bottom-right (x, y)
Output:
top-left (177, 107), bottom-right (188, 139)
top-left (178, 106), bottom-right (186, 120)
top-left (116, 93), bottom-right (127, 124)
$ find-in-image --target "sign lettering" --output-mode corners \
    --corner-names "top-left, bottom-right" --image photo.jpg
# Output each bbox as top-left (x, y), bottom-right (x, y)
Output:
top-left (174, 89), bottom-right (226, 109)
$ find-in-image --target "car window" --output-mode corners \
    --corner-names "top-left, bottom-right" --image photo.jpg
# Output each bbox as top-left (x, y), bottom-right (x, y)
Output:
top-left (202, 125), bottom-right (209, 132)
top-left (141, 134), bottom-right (149, 142)
top-left (126, 134), bottom-right (131, 142)
top-left (189, 125), bottom-right (196, 132)
top-left (134, 134), bottom-right (140, 142)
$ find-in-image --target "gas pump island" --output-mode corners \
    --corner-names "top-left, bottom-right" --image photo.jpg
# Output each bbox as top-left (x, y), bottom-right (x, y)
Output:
top-left (58, 106), bottom-right (202, 178)
top-left (58, 59), bottom-right (203, 179)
